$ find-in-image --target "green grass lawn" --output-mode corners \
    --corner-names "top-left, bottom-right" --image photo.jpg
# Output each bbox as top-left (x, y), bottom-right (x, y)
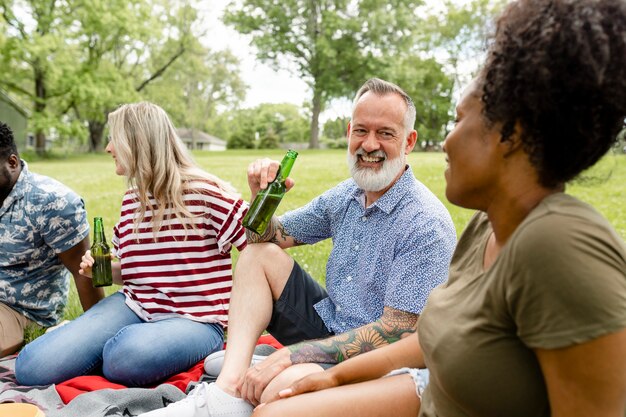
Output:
top-left (27, 150), bottom-right (626, 323)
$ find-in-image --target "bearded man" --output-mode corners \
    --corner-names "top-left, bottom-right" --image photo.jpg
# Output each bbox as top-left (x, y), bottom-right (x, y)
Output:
top-left (141, 78), bottom-right (457, 417)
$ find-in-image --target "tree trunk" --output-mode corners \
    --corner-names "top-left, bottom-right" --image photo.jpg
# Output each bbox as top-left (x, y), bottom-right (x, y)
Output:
top-left (34, 65), bottom-right (47, 156)
top-left (309, 88), bottom-right (321, 149)
top-left (88, 120), bottom-right (105, 152)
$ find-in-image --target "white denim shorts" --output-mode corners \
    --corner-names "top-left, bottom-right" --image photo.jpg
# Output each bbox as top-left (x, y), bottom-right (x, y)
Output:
top-left (385, 368), bottom-right (430, 399)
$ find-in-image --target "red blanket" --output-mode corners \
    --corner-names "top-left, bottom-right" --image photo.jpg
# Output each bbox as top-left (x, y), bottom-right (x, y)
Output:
top-left (56, 334), bottom-right (283, 404)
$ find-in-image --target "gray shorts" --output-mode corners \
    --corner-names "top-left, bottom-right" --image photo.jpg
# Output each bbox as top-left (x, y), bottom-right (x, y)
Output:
top-left (266, 261), bottom-right (334, 346)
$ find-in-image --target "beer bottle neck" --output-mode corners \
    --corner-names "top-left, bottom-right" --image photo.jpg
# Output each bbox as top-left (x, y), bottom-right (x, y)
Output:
top-left (93, 218), bottom-right (106, 243)
top-left (278, 151), bottom-right (297, 180)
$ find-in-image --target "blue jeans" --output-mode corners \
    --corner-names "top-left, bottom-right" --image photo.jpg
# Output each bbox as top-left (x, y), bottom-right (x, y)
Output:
top-left (15, 292), bottom-right (224, 387)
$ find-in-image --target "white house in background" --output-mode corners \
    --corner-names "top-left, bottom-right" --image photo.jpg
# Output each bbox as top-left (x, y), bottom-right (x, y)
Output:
top-left (176, 128), bottom-right (227, 151)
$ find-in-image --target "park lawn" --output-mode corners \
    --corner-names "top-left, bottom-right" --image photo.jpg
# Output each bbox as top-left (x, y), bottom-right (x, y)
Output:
top-left (27, 150), bottom-right (626, 324)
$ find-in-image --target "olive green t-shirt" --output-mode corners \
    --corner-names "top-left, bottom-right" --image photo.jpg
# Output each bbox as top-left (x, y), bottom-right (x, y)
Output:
top-left (418, 193), bottom-right (626, 417)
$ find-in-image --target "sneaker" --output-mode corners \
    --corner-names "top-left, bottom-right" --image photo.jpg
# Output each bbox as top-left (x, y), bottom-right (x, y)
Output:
top-left (204, 345), bottom-right (276, 377)
top-left (138, 382), bottom-right (254, 417)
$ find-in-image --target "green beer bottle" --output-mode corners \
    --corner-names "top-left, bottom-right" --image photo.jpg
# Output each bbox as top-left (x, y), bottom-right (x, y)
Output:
top-left (243, 150), bottom-right (298, 235)
top-left (91, 217), bottom-right (113, 287)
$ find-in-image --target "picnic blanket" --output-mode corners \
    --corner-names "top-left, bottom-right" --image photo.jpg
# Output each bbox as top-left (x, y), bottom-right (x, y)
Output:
top-left (0, 335), bottom-right (282, 417)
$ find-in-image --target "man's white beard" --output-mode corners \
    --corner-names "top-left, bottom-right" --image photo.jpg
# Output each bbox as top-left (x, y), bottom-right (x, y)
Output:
top-left (347, 149), bottom-right (406, 192)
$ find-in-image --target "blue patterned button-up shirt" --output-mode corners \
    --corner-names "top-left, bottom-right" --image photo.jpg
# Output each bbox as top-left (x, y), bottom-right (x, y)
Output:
top-left (0, 161), bottom-right (89, 326)
top-left (281, 166), bottom-right (457, 334)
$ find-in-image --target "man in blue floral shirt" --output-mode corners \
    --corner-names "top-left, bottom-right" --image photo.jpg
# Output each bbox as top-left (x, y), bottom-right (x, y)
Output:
top-left (0, 122), bottom-right (103, 357)
top-left (143, 78), bottom-right (457, 417)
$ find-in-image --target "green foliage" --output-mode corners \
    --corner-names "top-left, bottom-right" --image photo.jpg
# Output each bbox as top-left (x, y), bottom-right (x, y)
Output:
top-left (27, 151), bottom-right (626, 325)
top-left (257, 127), bottom-right (280, 149)
top-left (143, 41), bottom-right (246, 136)
top-left (321, 116), bottom-right (349, 149)
top-left (384, 57), bottom-right (454, 146)
top-left (227, 121), bottom-right (256, 149)
top-left (0, 0), bottom-right (245, 153)
top-left (323, 116), bottom-right (349, 140)
top-left (420, 0), bottom-right (507, 87)
top-left (223, 0), bottom-right (504, 148)
top-left (0, 0), bottom-right (82, 153)
top-left (223, 103), bottom-right (310, 149)
top-left (223, 0), bottom-right (425, 148)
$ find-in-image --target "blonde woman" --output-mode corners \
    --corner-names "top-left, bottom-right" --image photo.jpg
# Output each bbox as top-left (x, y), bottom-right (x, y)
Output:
top-left (16, 102), bottom-right (248, 387)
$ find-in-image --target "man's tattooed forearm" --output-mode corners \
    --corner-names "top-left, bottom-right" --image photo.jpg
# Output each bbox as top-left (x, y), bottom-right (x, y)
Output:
top-left (245, 216), bottom-right (281, 243)
top-left (246, 216), bottom-right (303, 245)
top-left (288, 309), bottom-right (418, 364)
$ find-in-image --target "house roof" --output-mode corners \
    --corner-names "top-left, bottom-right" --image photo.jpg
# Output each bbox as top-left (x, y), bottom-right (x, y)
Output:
top-left (0, 89), bottom-right (30, 117)
top-left (176, 128), bottom-right (226, 146)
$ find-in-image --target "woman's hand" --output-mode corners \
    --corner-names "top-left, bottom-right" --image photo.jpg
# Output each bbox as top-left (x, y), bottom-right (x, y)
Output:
top-left (262, 370), bottom-right (340, 405)
top-left (79, 250), bottom-right (94, 278)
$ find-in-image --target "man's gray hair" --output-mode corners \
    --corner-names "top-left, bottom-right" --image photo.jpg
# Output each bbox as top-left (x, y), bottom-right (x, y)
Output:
top-left (352, 78), bottom-right (417, 134)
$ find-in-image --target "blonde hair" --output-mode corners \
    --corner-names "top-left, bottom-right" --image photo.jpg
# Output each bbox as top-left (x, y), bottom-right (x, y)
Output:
top-left (107, 102), bottom-right (238, 238)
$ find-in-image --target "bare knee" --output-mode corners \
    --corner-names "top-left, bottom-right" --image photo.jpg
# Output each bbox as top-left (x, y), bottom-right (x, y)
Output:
top-left (260, 363), bottom-right (325, 404)
top-left (235, 243), bottom-right (294, 299)
top-left (237, 243), bottom-right (290, 269)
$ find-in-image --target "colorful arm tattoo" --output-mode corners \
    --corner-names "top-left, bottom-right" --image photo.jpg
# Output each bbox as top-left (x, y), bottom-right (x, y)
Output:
top-left (288, 307), bottom-right (419, 364)
top-left (246, 216), bottom-right (303, 246)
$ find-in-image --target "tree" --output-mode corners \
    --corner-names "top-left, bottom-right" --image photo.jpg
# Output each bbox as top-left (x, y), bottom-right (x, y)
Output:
top-left (384, 56), bottom-right (454, 148)
top-left (0, 0), bottom-right (79, 154)
top-left (421, 0), bottom-right (506, 90)
top-left (67, 0), bottom-right (200, 151)
top-left (222, 102), bottom-right (310, 149)
top-left (143, 42), bottom-right (246, 149)
top-left (257, 127), bottom-right (280, 149)
top-left (0, 0), bottom-right (212, 153)
top-left (227, 112), bottom-right (256, 149)
top-left (253, 103), bottom-right (309, 144)
top-left (378, 0), bottom-right (505, 147)
top-left (223, 0), bottom-right (424, 149)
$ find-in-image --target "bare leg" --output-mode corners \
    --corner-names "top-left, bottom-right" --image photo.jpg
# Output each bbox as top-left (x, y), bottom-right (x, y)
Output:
top-left (260, 363), bottom-right (325, 403)
top-left (253, 374), bottom-right (420, 417)
top-left (217, 243), bottom-right (294, 396)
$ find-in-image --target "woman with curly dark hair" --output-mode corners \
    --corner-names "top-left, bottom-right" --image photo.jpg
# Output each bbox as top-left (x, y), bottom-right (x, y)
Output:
top-left (250, 0), bottom-right (626, 416)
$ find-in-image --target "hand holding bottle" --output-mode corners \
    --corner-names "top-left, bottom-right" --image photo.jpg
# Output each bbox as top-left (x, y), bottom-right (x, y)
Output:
top-left (86, 217), bottom-right (113, 287)
top-left (79, 250), bottom-right (94, 278)
top-left (247, 157), bottom-right (295, 199)
top-left (243, 150), bottom-right (298, 235)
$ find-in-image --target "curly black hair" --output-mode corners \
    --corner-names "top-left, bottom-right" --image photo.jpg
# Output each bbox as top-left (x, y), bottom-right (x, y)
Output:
top-left (480, 0), bottom-right (626, 187)
top-left (0, 121), bottom-right (18, 160)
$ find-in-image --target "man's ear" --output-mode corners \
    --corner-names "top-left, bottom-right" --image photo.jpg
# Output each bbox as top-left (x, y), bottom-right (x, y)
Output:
top-left (346, 121), bottom-right (351, 144)
top-left (7, 154), bottom-right (19, 169)
top-left (405, 130), bottom-right (418, 155)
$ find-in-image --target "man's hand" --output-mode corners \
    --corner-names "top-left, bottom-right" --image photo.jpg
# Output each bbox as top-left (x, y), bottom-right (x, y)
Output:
top-left (247, 158), bottom-right (295, 199)
top-left (237, 347), bottom-right (293, 406)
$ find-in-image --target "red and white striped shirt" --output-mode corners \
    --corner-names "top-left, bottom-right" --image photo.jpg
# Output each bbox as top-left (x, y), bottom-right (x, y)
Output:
top-left (112, 180), bottom-right (247, 327)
